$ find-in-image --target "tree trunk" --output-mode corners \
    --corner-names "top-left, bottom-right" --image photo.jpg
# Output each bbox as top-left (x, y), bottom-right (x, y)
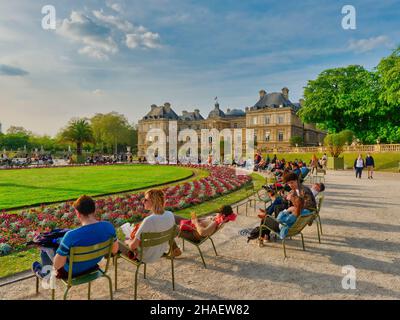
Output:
top-left (77, 142), bottom-right (82, 156)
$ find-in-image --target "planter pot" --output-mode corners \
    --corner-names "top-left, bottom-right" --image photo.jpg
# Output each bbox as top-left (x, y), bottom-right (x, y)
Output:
top-left (327, 157), bottom-right (344, 170)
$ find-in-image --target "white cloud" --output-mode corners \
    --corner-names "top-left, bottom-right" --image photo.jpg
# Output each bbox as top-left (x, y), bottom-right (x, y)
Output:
top-left (92, 10), bottom-right (134, 32)
top-left (106, 1), bottom-right (123, 13)
top-left (93, 10), bottom-right (161, 50)
top-left (57, 11), bottom-right (118, 60)
top-left (92, 89), bottom-right (104, 95)
top-left (126, 31), bottom-right (161, 49)
top-left (348, 35), bottom-right (394, 53)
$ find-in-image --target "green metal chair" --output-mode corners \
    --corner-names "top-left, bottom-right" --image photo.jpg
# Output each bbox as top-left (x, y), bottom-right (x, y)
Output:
top-left (255, 189), bottom-right (271, 213)
top-left (315, 195), bottom-right (325, 236)
top-left (113, 225), bottom-right (177, 300)
top-left (259, 213), bottom-right (317, 258)
top-left (244, 182), bottom-right (256, 215)
top-left (178, 222), bottom-right (225, 268)
top-left (35, 237), bottom-right (115, 300)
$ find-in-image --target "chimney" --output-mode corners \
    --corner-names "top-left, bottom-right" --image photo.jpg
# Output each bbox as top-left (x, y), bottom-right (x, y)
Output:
top-left (227, 108), bottom-right (231, 113)
top-left (182, 110), bottom-right (188, 115)
top-left (164, 102), bottom-right (171, 110)
top-left (259, 90), bottom-right (266, 99)
top-left (245, 107), bottom-right (249, 112)
top-left (150, 104), bottom-right (157, 111)
top-left (282, 87), bottom-right (289, 100)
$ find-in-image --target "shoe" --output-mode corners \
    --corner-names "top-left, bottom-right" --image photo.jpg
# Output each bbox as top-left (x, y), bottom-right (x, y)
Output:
top-left (32, 261), bottom-right (44, 278)
top-left (258, 213), bottom-right (266, 220)
top-left (169, 247), bottom-right (182, 257)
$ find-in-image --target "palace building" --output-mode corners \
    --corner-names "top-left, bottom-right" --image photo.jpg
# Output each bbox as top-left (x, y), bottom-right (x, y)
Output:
top-left (137, 87), bottom-right (326, 158)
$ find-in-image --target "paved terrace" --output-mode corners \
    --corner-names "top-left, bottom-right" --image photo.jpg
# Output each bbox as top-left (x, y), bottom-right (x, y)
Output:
top-left (1, 170), bottom-right (399, 300)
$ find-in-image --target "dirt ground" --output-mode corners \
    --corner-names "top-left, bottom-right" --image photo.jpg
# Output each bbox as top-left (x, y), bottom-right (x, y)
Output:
top-left (1, 170), bottom-right (399, 300)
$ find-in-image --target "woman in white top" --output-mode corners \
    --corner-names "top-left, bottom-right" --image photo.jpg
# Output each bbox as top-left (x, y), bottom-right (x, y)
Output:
top-left (354, 154), bottom-right (365, 179)
top-left (122, 189), bottom-right (177, 263)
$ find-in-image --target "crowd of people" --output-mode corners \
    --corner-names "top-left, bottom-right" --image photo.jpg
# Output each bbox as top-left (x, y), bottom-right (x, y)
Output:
top-left (85, 154), bottom-right (133, 165)
top-left (0, 153), bottom-right (54, 168)
top-left (29, 156), bottom-right (325, 287)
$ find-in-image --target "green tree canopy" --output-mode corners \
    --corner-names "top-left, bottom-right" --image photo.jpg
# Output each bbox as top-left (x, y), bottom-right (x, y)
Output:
top-left (58, 118), bottom-right (94, 156)
top-left (299, 46), bottom-right (400, 144)
top-left (91, 112), bottom-right (134, 154)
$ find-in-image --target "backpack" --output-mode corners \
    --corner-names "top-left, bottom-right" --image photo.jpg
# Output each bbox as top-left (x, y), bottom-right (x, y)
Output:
top-left (27, 228), bottom-right (70, 248)
top-left (246, 226), bottom-right (270, 242)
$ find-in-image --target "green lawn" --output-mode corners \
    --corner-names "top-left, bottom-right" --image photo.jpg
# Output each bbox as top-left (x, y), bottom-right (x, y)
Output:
top-left (0, 172), bottom-right (265, 279)
top-left (263, 152), bottom-right (400, 172)
top-left (0, 165), bottom-right (193, 210)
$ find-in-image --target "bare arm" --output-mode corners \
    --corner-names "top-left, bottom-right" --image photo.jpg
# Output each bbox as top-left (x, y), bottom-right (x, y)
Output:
top-left (125, 237), bottom-right (140, 251)
top-left (53, 254), bottom-right (67, 271)
top-left (112, 240), bottom-right (119, 255)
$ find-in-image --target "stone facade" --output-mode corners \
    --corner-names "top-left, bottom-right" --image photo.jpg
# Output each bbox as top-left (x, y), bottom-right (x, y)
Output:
top-left (138, 88), bottom-right (325, 157)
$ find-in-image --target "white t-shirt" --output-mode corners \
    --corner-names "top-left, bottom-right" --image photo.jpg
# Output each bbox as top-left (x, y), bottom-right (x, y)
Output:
top-left (135, 211), bottom-right (175, 263)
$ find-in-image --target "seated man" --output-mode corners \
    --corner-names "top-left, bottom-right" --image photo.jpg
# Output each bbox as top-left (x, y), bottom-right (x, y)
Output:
top-left (311, 183), bottom-right (325, 198)
top-left (258, 188), bottom-right (284, 219)
top-left (32, 195), bottom-right (118, 279)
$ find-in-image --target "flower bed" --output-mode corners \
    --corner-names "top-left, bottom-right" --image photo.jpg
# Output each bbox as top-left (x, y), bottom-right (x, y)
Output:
top-left (0, 165), bottom-right (251, 256)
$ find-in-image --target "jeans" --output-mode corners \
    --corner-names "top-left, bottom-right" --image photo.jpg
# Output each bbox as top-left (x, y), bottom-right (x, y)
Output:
top-left (40, 247), bottom-right (55, 266)
top-left (355, 167), bottom-right (363, 178)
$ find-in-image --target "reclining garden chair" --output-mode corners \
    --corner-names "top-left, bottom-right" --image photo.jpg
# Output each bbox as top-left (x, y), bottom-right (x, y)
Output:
top-left (259, 213), bottom-right (317, 258)
top-left (113, 225), bottom-right (177, 300)
top-left (35, 237), bottom-right (115, 300)
top-left (178, 221), bottom-right (226, 269)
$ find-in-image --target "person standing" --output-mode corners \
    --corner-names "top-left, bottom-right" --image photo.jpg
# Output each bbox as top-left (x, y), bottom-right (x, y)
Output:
top-left (365, 153), bottom-right (375, 179)
top-left (354, 154), bottom-right (365, 179)
top-left (310, 154), bottom-right (318, 175)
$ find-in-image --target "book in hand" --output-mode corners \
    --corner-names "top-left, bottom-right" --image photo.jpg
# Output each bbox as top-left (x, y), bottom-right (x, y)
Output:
top-left (120, 222), bottom-right (133, 239)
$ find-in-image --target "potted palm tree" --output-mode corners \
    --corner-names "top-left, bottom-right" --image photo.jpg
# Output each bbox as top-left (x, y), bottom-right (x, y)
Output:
top-left (324, 130), bottom-right (354, 170)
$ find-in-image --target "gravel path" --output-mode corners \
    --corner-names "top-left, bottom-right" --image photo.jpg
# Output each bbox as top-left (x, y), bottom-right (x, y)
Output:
top-left (1, 170), bottom-right (399, 300)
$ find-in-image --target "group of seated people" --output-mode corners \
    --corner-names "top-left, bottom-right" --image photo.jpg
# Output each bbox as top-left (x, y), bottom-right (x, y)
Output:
top-left (85, 154), bottom-right (133, 165)
top-left (30, 169), bottom-right (325, 282)
top-left (32, 191), bottom-right (236, 280)
top-left (247, 171), bottom-right (325, 242)
top-left (0, 154), bottom-right (54, 168)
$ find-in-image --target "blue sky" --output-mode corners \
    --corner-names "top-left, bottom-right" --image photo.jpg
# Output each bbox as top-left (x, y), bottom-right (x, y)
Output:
top-left (0, 0), bottom-right (399, 135)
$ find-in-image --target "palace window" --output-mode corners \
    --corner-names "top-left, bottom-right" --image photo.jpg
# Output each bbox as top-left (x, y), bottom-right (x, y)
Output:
top-left (277, 115), bottom-right (285, 124)
top-left (278, 131), bottom-right (284, 141)
top-left (265, 132), bottom-right (270, 142)
top-left (252, 117), bottom-right (257, 125)
top-left (264, 116), bottom-right (270, 125)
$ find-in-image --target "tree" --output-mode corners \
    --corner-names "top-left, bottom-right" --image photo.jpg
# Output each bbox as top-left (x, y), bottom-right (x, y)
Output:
top-left (324, 130), bottom-right (354, 157)
top-left (59, 118), bottom-right (93, 156)
top-left (91, 112), bottom-right (133, 154)
top-left (6, 126), bottom-right (31, 135)
top-left (289, 136), bottom-right (304, 147)
top-left (375, 46), bottom-right (400, 143)
top-left (298, 47), bottom-right (400, 144)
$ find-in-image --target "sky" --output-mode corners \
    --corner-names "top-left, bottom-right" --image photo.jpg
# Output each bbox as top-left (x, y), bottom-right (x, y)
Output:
top-left (0, 0), bottom-right (399, 136)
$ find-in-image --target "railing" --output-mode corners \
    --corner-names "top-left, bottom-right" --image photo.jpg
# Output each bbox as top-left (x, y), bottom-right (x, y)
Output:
top-left (262, 144), bottom-right (400, 154)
